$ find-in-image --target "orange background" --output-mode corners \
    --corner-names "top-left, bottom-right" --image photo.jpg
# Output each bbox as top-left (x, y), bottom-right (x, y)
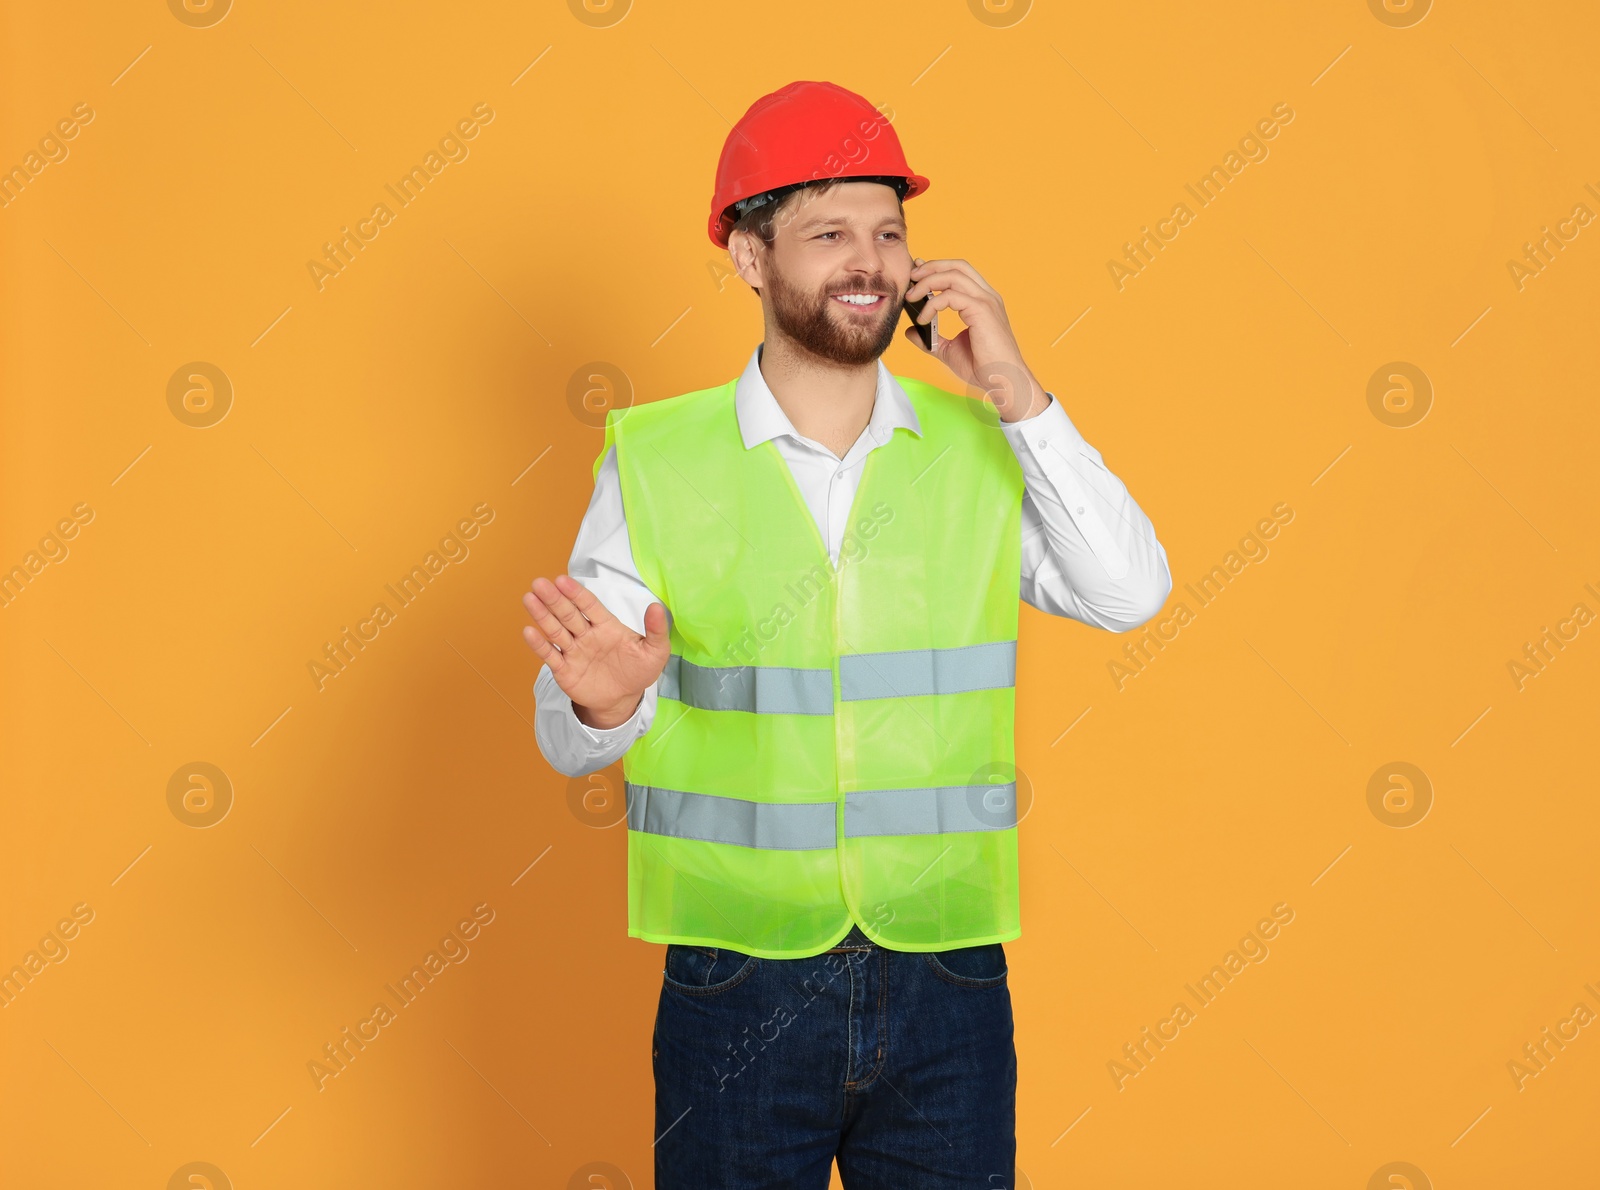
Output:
top-left (3, 1), bottom-right (1598, 1186)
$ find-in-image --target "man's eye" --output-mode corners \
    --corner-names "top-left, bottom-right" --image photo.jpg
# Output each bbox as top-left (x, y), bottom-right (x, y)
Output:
top-left (817, 231), bottom-right (839, 241)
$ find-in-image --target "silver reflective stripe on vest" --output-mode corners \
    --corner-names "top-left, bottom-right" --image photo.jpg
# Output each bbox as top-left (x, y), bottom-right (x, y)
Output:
top-left (626, 781), bottom-right (1017, 848)
top-left (658, 654), bottom-right (834, 715)
top-left (626, 783), bottom-right (837, 850)
top-left (844, 782), bottom-right (1018, 837)
top-left (839, 640), bottom-right (1016, 701)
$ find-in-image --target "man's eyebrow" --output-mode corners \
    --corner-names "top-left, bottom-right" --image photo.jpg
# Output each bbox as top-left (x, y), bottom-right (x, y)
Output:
top-left (792, 215), bottom-right (908, 234)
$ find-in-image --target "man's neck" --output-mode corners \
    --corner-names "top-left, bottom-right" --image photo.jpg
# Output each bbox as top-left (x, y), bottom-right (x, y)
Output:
top-left (757, 337), bottom-right (878, 460)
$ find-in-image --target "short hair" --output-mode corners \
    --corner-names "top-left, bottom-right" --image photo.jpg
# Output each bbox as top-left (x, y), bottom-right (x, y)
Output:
top-left (728, 178), bottom-right (907, 293)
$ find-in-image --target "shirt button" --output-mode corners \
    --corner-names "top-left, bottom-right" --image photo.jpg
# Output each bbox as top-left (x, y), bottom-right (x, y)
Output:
top-left (1076, 506), bottom-right (1085, 514)
top-left (1038, 438), bottom-right (1049, 449)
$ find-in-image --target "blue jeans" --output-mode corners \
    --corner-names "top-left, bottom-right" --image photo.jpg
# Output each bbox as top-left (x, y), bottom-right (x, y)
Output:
top-left (652, 923), bottom-right (1017, 1188)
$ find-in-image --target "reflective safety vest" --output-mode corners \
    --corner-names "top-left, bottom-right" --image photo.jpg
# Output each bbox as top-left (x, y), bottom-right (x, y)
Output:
top-left (593, 372), bottom-right (1025, 959)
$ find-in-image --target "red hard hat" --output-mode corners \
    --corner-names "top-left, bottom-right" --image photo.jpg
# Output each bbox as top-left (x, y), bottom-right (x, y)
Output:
top-left (708, 80), bottom-right (930, 249)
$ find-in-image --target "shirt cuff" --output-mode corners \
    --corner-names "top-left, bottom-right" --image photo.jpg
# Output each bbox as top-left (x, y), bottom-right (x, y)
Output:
top-left (572, 693), bottom-right (647, 742)
top-left (997, 391), bottom-right (1090, 456)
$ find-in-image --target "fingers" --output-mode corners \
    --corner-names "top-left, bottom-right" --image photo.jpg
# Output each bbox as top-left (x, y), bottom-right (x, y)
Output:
top-left (908, 258), bottom-right (999, 301)
top-left (547, 576), bottom-right (597, 636)
top-left (528, 575), bottom-right (592, 642)
top-left (521, 622), bottom-right (566, 671)
top-left (522, 590), bottom-right (571, 656)
top-left (914, 283), bottom-right (994, 326)
top-left (905, 267), bottom-right (966, 304)
top-left (906, 272), bottom-right (1003, 324)
top-left (554, 573), bottom-right (615, 627)
top-left (912, 258), bottom-right (997, 294)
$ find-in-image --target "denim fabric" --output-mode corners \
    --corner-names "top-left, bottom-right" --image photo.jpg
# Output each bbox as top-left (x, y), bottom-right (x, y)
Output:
top-left (652, 924), bottom-right (1017, 1188)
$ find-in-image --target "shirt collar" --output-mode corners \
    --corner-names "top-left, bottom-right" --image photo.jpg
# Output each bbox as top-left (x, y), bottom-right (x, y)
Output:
top-left (735, 342), bottom-right (923, 452)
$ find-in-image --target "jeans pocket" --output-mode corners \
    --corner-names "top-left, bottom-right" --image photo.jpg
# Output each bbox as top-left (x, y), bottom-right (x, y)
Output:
top-left (923, 941), bottom-right (1007, 988)
top-left (662, 944), bottom-right (760, 996)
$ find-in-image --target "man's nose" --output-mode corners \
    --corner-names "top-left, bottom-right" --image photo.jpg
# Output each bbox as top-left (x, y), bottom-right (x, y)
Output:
top-left (845, 240), bottom-right (893, 281)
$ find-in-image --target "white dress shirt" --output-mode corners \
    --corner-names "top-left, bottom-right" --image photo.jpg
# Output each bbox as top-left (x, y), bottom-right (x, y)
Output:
top-left (534, 343), bottom-right (1171, 777)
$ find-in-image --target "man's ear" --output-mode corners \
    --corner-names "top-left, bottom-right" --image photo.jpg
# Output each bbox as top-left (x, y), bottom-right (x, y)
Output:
top-left (728, 228), bottom-right (767, 292)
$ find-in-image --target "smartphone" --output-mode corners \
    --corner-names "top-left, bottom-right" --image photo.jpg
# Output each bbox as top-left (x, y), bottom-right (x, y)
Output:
top-left (903, 291), bottom-right (937, 352)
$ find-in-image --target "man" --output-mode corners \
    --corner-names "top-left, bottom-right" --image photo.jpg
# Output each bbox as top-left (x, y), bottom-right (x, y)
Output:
top-left (523, 80), bottom-right (1169, 1189)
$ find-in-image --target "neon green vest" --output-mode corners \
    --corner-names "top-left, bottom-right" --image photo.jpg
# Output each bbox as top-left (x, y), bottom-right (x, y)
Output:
top-left (594, 372), bottom-right (1024, 958)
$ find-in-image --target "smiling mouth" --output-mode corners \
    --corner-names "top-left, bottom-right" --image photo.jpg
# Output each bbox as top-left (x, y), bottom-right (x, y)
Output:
top-left (830, 293), bottom-right (887, 311)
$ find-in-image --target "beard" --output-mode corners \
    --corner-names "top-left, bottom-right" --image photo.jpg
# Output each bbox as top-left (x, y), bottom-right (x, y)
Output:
top-left (766, 264), bottom-right (902, 367)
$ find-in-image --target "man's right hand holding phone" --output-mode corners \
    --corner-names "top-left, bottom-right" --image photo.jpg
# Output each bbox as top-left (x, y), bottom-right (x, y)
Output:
top-left (522, 575), bottom-right (670, 730)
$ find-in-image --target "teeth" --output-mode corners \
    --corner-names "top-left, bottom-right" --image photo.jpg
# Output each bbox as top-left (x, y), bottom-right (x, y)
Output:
top-left (834, 294), bottom-right (881, 305)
